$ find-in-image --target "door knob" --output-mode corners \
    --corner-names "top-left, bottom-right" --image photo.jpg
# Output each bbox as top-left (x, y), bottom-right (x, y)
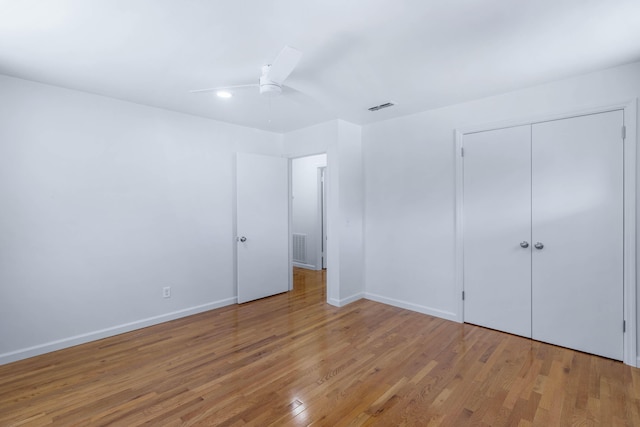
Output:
top-left (520, 241), bottom-right (529, 248)
top-left (238, 236), bottom-right (247, 242)
top-left (534, 242), bottom-right (544, 250)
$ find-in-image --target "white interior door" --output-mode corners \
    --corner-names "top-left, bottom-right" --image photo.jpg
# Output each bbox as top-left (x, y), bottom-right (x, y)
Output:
top-left (463, 125), bottom-right (532, 337)
top-left (236, 152), bottom-right (289, 303)
top-left (531, 111), bottom-right (624, 360)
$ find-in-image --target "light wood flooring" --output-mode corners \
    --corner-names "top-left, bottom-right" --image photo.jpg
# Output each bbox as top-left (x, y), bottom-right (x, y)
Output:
top-left (1, 268), bottom-right (639, 426)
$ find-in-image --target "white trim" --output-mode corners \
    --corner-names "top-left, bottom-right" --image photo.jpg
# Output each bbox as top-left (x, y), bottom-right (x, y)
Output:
top-left (317, 166), bottom-right (326, 271)
top-left (455, 100), bottom-right (638, 367)
top-left (365, 293), bottom-right (458, 322)
top-left (454, 131), bottom-right (465, 324)
top-left (328, 292), bottom-right (364, 307)
top-left (623, 99), bottom-right (637, 367)
top-left (288, 151), bottom-right (328, 160)
top-left (292, 261), bottom-right (319, 270)
top-left (288, 157), bottom-right (294, 291)
top-left (456, 100), bottom-right (637, 135)
top-left (0, 297), bottom-right (237, 366)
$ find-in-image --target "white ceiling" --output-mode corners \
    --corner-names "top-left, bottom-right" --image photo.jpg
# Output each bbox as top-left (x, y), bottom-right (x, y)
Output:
top-left (1, 0), bottom-right (639, 133)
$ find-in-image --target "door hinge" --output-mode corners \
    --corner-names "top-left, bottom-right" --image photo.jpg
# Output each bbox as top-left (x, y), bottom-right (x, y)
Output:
top-left (460, 147), bottom-right (465, 157)
top-left (622, 126), bottom-right (626, 140)
top-left (623, 320), bottom-right (626, 333)
top-left (462, 291), bottom-right (465, 300)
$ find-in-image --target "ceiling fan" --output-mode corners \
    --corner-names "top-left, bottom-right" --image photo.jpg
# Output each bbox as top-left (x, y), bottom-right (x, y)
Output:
top-left (190, 46), bottom-right (303, 98)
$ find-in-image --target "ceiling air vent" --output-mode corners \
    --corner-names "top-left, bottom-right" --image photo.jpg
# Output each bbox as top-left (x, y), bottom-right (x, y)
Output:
top-left (368, 101), bottom-right (396, 112)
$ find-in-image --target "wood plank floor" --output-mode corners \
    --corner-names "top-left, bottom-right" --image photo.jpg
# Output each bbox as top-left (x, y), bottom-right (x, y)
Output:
top-left (1, 268), bottom-right (639, 426)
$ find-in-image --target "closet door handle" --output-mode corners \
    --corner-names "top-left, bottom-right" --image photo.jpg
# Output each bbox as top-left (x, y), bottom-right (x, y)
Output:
top-left (534, 242), bottom-right (544, 250)
top-left (520, 241), bottom-right (529, 248)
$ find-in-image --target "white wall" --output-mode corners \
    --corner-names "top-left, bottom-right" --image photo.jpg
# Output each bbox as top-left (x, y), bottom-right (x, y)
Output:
top-left (0, 75), bottom-right (282, 364)
top-left (335, 121), bottom-right (364, 303)
top-left (284, 120), bottom-right (364, 306)
top-left (292, 154), bottom-right (327, 270)
top-left (9, 59), bottom-right (634, 366)
top-left (363, 60), bottom-right (640, 363)
top-left (283, 121), bottom-right (336, 158)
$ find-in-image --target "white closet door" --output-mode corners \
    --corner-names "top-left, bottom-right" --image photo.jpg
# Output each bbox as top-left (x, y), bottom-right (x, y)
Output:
top-left (531, 111), bottom-right (623, 360)
top-left (463, 125), bottom-right (532, 337)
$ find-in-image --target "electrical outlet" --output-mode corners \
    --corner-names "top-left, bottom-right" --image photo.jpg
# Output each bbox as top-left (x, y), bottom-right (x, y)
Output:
top-left (162, 286), bottom-right (171, 298)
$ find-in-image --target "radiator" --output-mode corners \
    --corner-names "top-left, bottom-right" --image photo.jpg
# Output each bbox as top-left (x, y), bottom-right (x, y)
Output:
top-left (292, 233), bottom-right (307, 264)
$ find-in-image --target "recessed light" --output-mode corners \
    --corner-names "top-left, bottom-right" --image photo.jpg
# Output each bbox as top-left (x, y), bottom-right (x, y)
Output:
top-left (216, 90), bottom-right (232, 99)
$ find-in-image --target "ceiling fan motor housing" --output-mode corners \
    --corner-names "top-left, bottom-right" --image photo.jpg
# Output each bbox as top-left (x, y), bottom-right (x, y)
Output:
top-left (259, 82), bottom-right (282, 97)
top-left (259, 64), bottom-right (282, 97)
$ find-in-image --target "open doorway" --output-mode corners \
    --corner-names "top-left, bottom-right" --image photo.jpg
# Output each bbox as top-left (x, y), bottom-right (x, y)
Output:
top-left (291, 154), bottom-right (327, 291)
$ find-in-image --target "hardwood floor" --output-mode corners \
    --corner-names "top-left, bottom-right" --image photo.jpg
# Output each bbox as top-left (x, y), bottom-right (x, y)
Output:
top-left (1, 268), bottom-right (639, 426)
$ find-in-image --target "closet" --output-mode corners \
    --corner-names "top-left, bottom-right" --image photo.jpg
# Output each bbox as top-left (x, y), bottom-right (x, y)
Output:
top-left (462, 110), bottom-right (624, 360)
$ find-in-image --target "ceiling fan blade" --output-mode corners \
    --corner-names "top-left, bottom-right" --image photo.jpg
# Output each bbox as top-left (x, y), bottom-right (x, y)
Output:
top-left (266, 46), bottom-right (302, 84)
top-left (189, 83), bottom-right (258, 94)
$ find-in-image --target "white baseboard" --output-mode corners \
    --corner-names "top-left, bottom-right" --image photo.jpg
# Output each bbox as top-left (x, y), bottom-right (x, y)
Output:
top-left (0, 297), bottom-right (237, 366)
top-left (327, 292), bottom-right (364, 307)
top-left (364, 292), bottom-right (458, 322)
top-left (292, 262), bottom-right (319, 270)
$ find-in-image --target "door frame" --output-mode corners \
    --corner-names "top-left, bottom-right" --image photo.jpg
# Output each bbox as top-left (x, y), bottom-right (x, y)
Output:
top-left (319, 166), bottom-right (327, 269)
top-left (288, 153), bottom-right (328, 287)
top-left (454, 99), bottom-right (637, 367)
